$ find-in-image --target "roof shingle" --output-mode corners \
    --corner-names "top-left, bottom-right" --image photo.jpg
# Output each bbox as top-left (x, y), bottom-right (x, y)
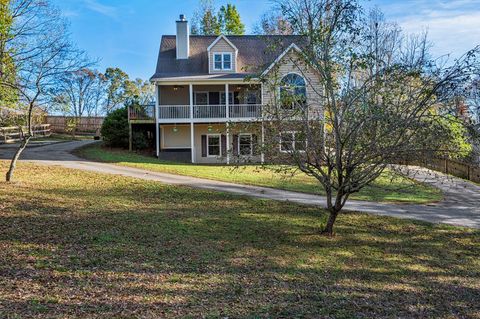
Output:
top-left (151, 35), bottom-right (307, 80)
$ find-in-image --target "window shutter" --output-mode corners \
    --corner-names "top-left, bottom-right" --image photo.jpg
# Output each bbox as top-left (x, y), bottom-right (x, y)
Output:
top-left (201, 135), bottom-right (207, 157)
top-left (233, 134), bottom-right (239, 156)
top-left (221, 134), bottom-right (227, 157)
top-left (252, 134), bottom-right (258, 155)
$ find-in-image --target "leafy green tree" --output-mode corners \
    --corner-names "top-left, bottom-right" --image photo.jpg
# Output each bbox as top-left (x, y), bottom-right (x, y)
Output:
top-left (0, 0), bottom-right (17, 109)
top-left (104, 67), bottom-right (129, 113)
top-left (218, 4), bottom-right (245, 35)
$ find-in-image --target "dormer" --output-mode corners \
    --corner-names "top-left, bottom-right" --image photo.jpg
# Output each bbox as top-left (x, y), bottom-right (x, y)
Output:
top-left (207, 35), bottom-right (238, 74)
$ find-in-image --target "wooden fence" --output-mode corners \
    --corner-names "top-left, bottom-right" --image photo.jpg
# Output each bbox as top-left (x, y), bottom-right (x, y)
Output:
top-left (0, 124), bottom-right (51, 143)
top-left (416, 158), bottom-right (480, 184)
top-left (46, 116), bottom-right (104, 135)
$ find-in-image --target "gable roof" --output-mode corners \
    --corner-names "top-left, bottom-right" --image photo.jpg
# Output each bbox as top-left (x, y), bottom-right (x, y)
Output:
top-left (207, 35), bottom-right (238, 53)
top-left (151, 35), bottom-right (307, 81)
top-left (261, 43), bottom-right (303, 76)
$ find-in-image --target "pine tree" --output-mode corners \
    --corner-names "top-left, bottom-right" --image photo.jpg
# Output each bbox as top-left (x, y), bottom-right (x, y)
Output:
top-left (191, 0), bottom-right (220, 35)
top-left (218, 4), bottom-right (245, 35)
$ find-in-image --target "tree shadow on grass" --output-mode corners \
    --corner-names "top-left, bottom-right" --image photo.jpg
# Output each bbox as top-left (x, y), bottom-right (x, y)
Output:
top-left (0, 169), bottom-right (479, 318)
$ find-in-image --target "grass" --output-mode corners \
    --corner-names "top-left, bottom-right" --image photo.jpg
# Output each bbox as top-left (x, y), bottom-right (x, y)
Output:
top-left (0, 161), bottom-right (478, 318)
top-left (78, 143), bottom-right (442, 204)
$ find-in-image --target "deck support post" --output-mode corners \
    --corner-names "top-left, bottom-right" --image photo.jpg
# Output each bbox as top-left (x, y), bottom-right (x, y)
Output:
top-left (260, 83), bottom-right (265, 165)
top-left (225, 83), bottom-right (230, 165)
top-left (129, 123), bottom-right (132, 152)
top-left (189, 84), bottom-right (195, 163)
top-left (261, 121), bottom-right (265, 164)
top-left (155, 84), bottom-right (160, 157)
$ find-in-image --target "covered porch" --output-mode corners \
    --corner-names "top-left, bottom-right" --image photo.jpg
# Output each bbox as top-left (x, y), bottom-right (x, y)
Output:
top-left (156, 83), bottom-right (263, 123)
top-left (158, 123), bottom-right (264, 164)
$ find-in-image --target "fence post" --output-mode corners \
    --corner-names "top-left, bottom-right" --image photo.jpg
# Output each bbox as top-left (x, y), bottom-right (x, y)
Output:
top-left (445, 159), bottom-right (448, 174)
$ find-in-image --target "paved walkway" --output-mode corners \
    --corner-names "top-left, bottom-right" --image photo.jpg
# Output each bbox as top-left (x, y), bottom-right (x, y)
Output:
top-left (1, 140), bottom-right (479, 229)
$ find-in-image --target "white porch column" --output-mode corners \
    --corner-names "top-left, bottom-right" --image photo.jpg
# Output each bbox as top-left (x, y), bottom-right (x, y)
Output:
top-left (261, 122), bottom-right (265, 164)
top-left (189, 84), bottom-right (195, 163)
top-left (260, 83), bottom-right (265, 164)
top-left (155, 84), bottom-right (160, 157)
top-left (225, 83), bottom-right (230, 164)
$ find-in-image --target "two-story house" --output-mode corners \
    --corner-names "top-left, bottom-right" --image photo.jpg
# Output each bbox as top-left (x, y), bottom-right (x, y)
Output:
top-left (128, 14), bottom-right (321, 164)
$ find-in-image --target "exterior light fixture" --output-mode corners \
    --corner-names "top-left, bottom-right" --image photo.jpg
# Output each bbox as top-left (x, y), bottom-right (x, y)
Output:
top-left (173, 126), bottom-right (179, 133)
top-left (207, 125), bottom-right (213, 132)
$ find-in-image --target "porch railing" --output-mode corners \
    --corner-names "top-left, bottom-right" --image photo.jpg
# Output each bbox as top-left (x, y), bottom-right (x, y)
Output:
top-left (229, 104), bottom-right (262, 118)
top-left (128, 103), bottom-right (155, 121)
top-left (159, 105), bottom-right (190, 119)
top-left (194, 104), bottom-right (227, 119)
top-left (157, 104), bottom-right (263, 120)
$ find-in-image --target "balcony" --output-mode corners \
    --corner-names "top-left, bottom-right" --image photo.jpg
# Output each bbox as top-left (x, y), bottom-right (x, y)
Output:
top-left (128, 103), bottom-right (155, 123)
top-left (157, 104), bottom-right (263, 123)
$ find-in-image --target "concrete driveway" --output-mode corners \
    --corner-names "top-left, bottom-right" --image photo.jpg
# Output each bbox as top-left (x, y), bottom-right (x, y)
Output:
top-left (1, 140), bottom-right (479, 229)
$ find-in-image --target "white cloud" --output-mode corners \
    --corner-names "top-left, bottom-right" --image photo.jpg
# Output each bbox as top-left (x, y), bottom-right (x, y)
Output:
top-left (373, 0), bottom-right (480, 58)
top-left (84, 0), bottom-right (117, 18)
top-left (399, 12), bottom-right (480, 58)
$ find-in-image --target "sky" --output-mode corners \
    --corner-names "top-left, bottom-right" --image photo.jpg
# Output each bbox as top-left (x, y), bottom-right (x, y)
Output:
top-left (51, 0), bottom-right (480, 80)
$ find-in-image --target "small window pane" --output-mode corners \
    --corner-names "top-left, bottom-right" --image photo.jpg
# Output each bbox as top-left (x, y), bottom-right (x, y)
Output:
top-left (295, 132), bottom-right (306, 151)
top-left (223, 54), bottom-right (231, 69)
top-left (280, 133), bottom-right (294, 152)
top-left (208, 136), bottom-right (221, 156)
top-left (220, 92), bottom-right (234, 105)
top-left (214, 54), bottom-right (222, 70)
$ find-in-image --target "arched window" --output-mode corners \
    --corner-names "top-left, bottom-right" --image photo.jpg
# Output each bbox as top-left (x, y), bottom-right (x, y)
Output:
top-left (279, 73), bottom-right (307, 109)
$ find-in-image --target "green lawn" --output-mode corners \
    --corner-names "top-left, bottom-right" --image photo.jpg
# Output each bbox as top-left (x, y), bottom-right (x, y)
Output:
top-left (0, 162), bottom-right (478, 318)
top-left (78, 143), bottom-right (442, 204)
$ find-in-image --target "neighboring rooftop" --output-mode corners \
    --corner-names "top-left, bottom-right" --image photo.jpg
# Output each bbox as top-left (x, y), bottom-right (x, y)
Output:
top-left (151, 35), bottom-right (307, 81)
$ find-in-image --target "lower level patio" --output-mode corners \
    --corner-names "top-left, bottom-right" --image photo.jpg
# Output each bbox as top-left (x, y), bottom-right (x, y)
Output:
top-left (158, 123), bottom-right (263, 164)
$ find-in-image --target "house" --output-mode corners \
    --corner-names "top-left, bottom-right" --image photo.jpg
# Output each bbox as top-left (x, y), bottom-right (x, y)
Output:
top-left (128, 14), bottom-right (322, 164)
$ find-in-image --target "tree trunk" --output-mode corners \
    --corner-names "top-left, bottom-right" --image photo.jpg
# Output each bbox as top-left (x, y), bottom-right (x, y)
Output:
top-left (6, 135), bottom-right (31, 182)
top-left (322, 209), bottom-right (338, 236)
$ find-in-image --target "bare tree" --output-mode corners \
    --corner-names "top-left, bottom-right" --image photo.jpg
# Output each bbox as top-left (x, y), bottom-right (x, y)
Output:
top-left (1, 0), bottom-right (90, 181)
top-left (253, 10), bottom-right (293, 35)
top-left (259, 0), bottom-right (479, 235)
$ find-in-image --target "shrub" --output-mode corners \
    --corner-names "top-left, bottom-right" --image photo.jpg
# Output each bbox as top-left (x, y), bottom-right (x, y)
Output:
top-left (101, 107), bottom-right (129, 148)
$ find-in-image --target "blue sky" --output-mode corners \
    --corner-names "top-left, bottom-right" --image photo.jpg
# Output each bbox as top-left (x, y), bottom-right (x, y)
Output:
top-left (51, 0), bottom-right (480, 80)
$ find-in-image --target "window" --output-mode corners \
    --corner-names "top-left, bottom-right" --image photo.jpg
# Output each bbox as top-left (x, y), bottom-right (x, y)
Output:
top-left (223, 53), bottom-right (232, 69)
top-left (244, 91), bottom-right (258, 104)
top-left (238, 134), bottom-right (253, 156)
top-left (279, 73), bottom-right (307, 109)
top-left (194, 92), bottom-right (208, 105)
top-left (220, 92), bottom-right (234, 105)
top-left (207, 134), bottom-right (221, 157)
top-left (280, 132), bottom-right (294, 152)
top-left (213, 53), bottom-right (233, 71)
top-left (280, 131), bottom-right (306, 152)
